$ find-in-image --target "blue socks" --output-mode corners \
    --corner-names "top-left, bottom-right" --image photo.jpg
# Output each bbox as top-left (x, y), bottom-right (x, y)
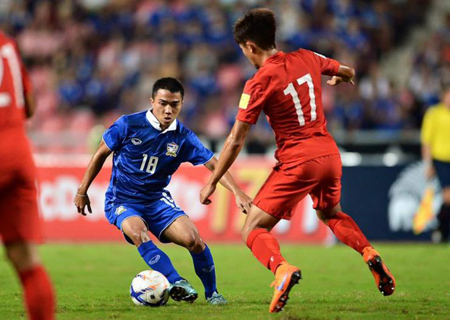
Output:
top-left (190, 244), bottom-right (217, 298)
top-left (138, 241), bottom-right (218, 298)
top-left (138, 241), bottom-right (183, 283)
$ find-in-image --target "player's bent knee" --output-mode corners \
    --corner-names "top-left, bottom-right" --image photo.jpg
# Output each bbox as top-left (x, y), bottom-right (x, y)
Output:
top-left (241, 213), bottom-right (268, 242)
top-left (183, 233), bottom-right (204, 253)
top-left (5, 243), bottom-right (41, 271)
top-left (316, 205), bottom-right (341, 223)
top-left (128, 228), bottom-right (149, 247)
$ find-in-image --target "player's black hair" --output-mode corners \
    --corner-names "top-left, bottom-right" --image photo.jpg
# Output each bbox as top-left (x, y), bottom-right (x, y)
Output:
top-left (152, 77), bottom-right (184, 99)
top-left (233, 8), bottom-right (276, 50)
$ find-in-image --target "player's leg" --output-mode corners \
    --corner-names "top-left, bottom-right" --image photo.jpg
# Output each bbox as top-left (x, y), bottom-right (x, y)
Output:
top-left (312, 154), bottom-right (395, 296)
top-left (316, 203), bottom-right (372, 254)
top-left (141, 194), bottom-right (200, 303)
top-left (435, 187), bottom-right (450, 242)
top-left (242, 168), bottom-right (308, 274)
top-left (242, 205), bottom-right (301, 313)
top-left (0, 174), bottom-right (55, 320)
top-left (121, 216), bottom-right (183, 284)
top-left (242, 167), bottom-right (312, 313)
top-left (241, 205), bottom-right (284, 273)
top-left (4, 242), bottom-right (55, 320)
top-left (312, 155), bottom-right (372, 254)
top-left (433, 160), bottom-right (450, 243)
top-left (162, 216), bottom-right (226, 304)
top-left (317, 204), bottom-right (396, 296)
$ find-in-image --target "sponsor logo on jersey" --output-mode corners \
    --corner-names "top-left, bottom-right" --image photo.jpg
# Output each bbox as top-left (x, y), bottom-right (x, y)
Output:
top-left (166, 142), bottom-right (179, 157)
top-left (149, 255), bottom-right (161, 265)
top-left (131, 138), bottom-right (142, 145)
top-left (115, 205), bottom-right (127, 215)
top-left (239, 93), bottom-right (250, 109)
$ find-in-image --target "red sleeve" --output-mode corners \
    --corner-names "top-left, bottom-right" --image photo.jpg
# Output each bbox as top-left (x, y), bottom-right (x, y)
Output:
top-left (309, 50), bottom-right (340, 76)
top-left (236, 78), bottom-right (267, 125)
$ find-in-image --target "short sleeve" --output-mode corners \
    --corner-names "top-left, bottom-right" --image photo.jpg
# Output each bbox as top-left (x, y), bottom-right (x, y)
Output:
top-left (421, 107), bottom-right (434, 145)
top-left (236, 79), bottom-right (267, 125)
top-left (310, 50), bottom-right (340, 76)
top-left (184, 131), bottom-right (214, 166)
top-left (103, 116), bottom-right (127, 152)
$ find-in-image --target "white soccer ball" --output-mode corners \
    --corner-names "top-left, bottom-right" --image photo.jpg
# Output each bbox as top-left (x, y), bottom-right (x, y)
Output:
top-left (130, 270), bottom-right (170, 307)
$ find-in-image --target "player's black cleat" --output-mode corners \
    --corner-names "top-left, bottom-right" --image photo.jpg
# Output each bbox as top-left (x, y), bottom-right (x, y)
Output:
top-left (363, 247), bottom-right (396, 296)
top-left (169, 280), bottom-right (198, 303)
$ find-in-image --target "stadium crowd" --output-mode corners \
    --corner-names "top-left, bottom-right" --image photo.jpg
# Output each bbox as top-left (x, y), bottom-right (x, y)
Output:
top-left (0, 0), bottom-right (440, 153)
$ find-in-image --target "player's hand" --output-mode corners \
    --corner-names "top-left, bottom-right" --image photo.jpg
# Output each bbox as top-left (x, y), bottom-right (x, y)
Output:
top-left (234, 190), bottom-right (252, 214)
top-left (200, 183), bottom-right (216, 205)
top-left (327, 76), bottom-right (355, 86)
top-left (425, 164), bottom-right (435, 180)
top-left (74, 193), bottom-right (92, 216)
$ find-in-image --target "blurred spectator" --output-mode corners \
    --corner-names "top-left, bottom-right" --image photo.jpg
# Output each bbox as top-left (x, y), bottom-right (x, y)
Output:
top-left (2, 0), bottom-right (435, 153)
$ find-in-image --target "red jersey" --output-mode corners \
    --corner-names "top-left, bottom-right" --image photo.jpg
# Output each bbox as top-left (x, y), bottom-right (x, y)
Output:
top-left (0, 32), bottom-right (40, 245)
top-left (0, 31), bottom-right (32, 132)
top-left (237, 49), bottom-right (340, 166)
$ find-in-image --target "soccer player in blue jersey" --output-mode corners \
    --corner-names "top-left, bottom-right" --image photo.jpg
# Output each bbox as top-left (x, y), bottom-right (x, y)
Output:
top-left (74, 77), bottom-right (252, 305)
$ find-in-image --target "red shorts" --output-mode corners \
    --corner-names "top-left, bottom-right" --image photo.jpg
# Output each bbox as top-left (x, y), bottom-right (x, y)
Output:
top-left (0, 130), bottom-right (42, 244)
top-left (253, 154), bottom-right (342, 220)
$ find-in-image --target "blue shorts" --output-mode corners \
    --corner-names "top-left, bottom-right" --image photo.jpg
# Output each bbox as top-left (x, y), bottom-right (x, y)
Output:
top-left (434, 159), bottom-right (450, 188)
top-left (105, 191), bottom-right (186, 244)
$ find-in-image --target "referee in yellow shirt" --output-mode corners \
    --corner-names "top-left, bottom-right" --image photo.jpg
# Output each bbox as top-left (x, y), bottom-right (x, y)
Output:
top-left (421, 87), bottom-right (450, 243)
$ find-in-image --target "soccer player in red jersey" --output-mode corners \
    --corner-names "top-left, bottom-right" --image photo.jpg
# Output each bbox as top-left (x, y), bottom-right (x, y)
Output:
top-left (200, 9), bottom-right (396, 313)
top-left (0, 31), bottom-right (55, 320)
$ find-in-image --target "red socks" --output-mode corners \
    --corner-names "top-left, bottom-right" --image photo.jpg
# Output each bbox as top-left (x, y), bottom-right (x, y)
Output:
top-left (326, 212), bottom-right (371, 254)
top-left (245, 212), bottom-right (369, 274)
top-left (19, 265), bottom-right (55, 320)
top-left (246, 229), bottom-right (286, 274)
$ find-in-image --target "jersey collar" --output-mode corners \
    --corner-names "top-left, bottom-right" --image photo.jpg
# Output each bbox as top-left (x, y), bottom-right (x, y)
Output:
top-left (265, 51), bottom-right (284, 65)
top-left (146, 109), bottom-right (177, 133)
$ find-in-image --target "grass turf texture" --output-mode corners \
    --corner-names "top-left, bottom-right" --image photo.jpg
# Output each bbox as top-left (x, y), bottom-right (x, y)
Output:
top-left (0, 243), bottom-right (449, 319)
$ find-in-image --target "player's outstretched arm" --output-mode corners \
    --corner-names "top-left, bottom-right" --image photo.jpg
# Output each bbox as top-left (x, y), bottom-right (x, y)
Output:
top-left (74, 139), bottom-right (112, 216)
top-left (200, 120), bottom-right (252, 205)
top-left (327, 64), bottom-right (355, 86)
top-left (204, 157), bottom-right (252, 213)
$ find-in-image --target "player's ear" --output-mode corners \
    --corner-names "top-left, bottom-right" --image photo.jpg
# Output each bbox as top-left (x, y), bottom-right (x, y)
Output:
top-left (246, 41), bottom-right (256, 54)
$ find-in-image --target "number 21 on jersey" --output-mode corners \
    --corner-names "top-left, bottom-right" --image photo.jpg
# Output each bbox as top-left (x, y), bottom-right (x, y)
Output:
top-left (140, 154), bottom-right (158, 174)
top-left (283, 73), bottom-right (316, 126)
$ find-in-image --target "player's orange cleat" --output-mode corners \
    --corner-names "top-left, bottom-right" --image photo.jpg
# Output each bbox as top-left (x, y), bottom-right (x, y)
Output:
top-left (363, 247), bottom-right (396, 296)
top-left (269, 262), bottom-right (301, 313)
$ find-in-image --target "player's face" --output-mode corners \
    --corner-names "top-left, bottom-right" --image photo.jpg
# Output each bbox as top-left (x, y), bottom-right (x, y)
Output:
top-left (239, 43), bottom-right (260, 69)
top-left (151, 89), bottom-right (183, 129)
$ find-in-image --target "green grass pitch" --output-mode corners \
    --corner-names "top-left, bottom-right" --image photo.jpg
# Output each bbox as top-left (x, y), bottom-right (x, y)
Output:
top-left (1, 243), bottom-right (449, 319)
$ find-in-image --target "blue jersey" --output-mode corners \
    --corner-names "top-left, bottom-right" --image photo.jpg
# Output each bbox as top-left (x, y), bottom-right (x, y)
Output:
top-left (103, 110), bottom-right (214, 210)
